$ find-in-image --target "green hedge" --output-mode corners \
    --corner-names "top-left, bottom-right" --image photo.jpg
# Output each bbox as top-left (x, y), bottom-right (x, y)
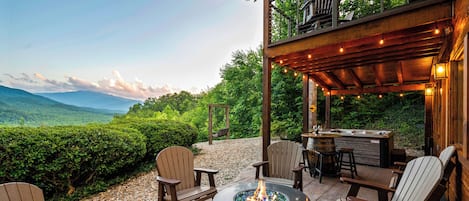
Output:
top-left (0, 125), bottom-right (146, 197)
top-left (112, 118), bottom-right (198, 159)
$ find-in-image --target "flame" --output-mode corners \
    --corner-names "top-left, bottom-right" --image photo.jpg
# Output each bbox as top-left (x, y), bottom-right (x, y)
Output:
top-left (247, 179), bottom-right (274, 201)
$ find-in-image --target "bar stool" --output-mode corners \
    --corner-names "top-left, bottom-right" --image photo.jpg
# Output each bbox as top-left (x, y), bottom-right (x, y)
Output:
top-left (313, 150), bottom-right (339, 183)
top-left (338, 148), bottom-right (358, 178)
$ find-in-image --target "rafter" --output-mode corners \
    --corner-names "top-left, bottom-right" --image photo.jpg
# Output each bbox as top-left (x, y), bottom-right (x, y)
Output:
top-left (396, 61), bottom-right (404, 84)
top-left (323, 71), bottom-right (346, 89)
top-left (346, 69), bottom-right (363, 89)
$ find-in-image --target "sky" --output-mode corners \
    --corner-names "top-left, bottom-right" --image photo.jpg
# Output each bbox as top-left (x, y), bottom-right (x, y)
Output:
top-left (0, 0), bottom-right (263, 100)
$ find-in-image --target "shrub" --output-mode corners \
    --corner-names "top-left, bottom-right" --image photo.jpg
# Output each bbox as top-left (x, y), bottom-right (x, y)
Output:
top-left (0, 125), bottom-right (146, 197)
top-left (112, 118), bottom-right (198, 159)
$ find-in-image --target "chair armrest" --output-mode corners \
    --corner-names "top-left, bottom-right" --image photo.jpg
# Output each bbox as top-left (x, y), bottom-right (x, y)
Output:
top-left (157, 176), bottom-right (180, 201)
top-left (394, 161), bottom-right (407, 170)
top-left (292, 165), bottom-right (304, 191)
top-left (341, 177), bottom-right (395, 200)
top-left (392, 169), bottom-right (403, 175)
top-left (347, 197), bottom-right (368, 201)
top-left (156, 176), bottom-right (181, 186)
top-left (194, 168), bottom-right (219, 174)
top-left (194, 168), bottom-right (218, 187)
top-left (292, 165), bottom-right (304, 172)
top-left (252, 161), bottom-right (269, 179)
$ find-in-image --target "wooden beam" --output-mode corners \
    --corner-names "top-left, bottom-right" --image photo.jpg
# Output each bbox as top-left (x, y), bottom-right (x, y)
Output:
top-left (324, 71), bottom-right (346, 89)
top-left (347, 69), bottom-right (363, 89)
top-left (396, 61), bottom-right (404, 84)
top-left (309, 73), bottom-right (330, 90)
top-left (330, 83), bottom-right (426, 95)
top-left (372, 65), bottom-right (383, 87)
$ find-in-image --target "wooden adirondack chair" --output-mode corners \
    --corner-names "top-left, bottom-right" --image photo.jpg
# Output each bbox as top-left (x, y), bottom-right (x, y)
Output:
top-left (155, 146), bottom-right (218, 201)
top-left (252, 141), bottom-right (304, 191)
top-left (390, 145), bottom-right (456, 188)
top-left (0, 182), bottom-right (45, 201)
top-left (341, 156), bottom-right (443, 201)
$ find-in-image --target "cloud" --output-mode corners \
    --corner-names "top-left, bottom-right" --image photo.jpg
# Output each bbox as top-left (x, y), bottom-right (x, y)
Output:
top-left (4, 73), bottom-right (38, 84)
top-left (2, 71), bottom-right (179, 100)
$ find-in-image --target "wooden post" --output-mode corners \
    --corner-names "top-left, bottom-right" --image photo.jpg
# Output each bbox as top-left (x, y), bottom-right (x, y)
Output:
top-left (325, 92), bottom-right (331, 129)
top-left (425, 85), bottom-right (434, 155)
top-left (303, 75), bottom-right (310, 133)
top-left (262, 0), bottom-right (272, 166)
top-left (310, 81), bottom-right (318, 129)
top-left (208, 105), bottom-right (213, 145)
top-left (464, 34), bottom-right (469, 158)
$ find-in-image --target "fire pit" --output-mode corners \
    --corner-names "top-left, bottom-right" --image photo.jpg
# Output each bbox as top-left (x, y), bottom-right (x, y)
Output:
top-left (213, 180), bottom-right (309, 201)
top-left (234, 180), bottom-right (288, 201)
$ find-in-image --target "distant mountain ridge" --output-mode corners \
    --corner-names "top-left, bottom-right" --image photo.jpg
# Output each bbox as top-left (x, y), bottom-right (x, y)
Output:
top-left (37, 91), bottom-right (141, 113)
top-left (0, 85), bottom-right (114, 126)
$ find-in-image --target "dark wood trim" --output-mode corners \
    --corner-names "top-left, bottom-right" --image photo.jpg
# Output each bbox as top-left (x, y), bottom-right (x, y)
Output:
top-left (464, 34), bottom-right (469, 159)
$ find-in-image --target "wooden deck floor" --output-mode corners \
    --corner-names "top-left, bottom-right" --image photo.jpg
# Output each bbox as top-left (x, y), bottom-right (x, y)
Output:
top-left (220, 164), bottom-right (394, 201)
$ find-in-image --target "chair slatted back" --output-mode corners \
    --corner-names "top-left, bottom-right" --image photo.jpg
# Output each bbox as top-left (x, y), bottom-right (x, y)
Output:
top-left (156, 146), bottom-right (195, 191)
top-left (0, 182), bottom-right (44, 201)
top-left (392, 156), bottom-right (443, 201)
top-left (267, 141), bottom-right (303, 180)
top-left (439, 145), bottom-right (455, 168)
top-left (314, 0), bottom-right (333, 15)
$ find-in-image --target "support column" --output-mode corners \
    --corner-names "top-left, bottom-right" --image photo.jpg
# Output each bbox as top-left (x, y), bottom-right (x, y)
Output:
top-left (325, 92), bottom-right (331, 129)
top-left (309, 81), bottom-right (318, 129)
top-left (464, 34), bottom-right (469, 158)
top-left (262, 56), bottom-right (272, 164)
top-left (262, 0), bottom-right (272, 164)
top-left (303, 75), bottom-right (310, 133)
top-left (424, 86), bottom-right (434, 156)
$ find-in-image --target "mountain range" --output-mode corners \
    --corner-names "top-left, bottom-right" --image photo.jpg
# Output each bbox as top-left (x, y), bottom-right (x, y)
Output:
top-left (37, 91), bottom-right (140, 113)
top-left (0, 85), bottom-right (115, 126)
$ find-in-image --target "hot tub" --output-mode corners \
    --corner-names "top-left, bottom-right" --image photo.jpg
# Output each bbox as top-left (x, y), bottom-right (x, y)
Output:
top-left (319, 129), bottom-right (394, 167)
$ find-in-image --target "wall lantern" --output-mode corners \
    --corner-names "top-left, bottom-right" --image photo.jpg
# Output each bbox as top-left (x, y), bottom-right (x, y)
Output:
top-left (434, 63), bottom-right (448, 80)
top-left (425, 84), bottom-right (433, 96)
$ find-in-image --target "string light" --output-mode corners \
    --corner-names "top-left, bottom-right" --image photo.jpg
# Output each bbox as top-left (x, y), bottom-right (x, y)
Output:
top-left (339, 46), bottom-right (344, 53)
top-left (284, 68), bottom-right (288, 73)
top-left (357, 95), bottom-right (361, 99)
top-left (434, 27), bottom-right (440, 34)
top-left (379, 37), bottom-right (384, 45)
top-left (315, 84), bottom-right (319, 87)
top-left (378, 94), bottom-right (383, 99)
top-left (294, 72), bottom-right (298, 77)
top-left (271, 64), bottom-right (275, 69)
top-left (308, 54), bottom-right (312, 59)
top-left (279, 60), bottom-right (283, 64)
top-left (340, 96), bottom-right (344, 100)
top-left (399, 93), bottom-right (404, 97)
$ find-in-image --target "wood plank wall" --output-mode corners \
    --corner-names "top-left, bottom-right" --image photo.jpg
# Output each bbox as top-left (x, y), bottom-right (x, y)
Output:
top-left (437, 0), bottom-right (469, 200)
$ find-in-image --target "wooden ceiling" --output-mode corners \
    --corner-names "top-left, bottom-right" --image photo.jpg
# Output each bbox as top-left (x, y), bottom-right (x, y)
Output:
top-left (271, 19), bottom-right (453, 95)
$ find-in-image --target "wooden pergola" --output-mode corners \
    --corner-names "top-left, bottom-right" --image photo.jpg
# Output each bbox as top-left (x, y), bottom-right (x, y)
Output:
top-left (262, 0), bottom-right (469, 199)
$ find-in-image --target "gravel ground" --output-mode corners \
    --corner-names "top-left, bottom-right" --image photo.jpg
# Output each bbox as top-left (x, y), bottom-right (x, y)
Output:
top-left (81, 137), bottom-right (264, 201)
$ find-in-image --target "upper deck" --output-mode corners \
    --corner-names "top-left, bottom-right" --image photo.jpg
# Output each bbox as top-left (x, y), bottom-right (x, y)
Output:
top-left (264, 0), bottom-right (453, 95)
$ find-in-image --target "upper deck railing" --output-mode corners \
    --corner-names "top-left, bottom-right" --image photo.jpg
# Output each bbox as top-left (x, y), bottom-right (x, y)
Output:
top-left (268, 0), bottom-right (411, 45)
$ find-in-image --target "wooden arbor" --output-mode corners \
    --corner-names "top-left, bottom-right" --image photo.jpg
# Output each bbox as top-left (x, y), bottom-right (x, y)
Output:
top-left (208, 104), bottom-right (230, 145)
